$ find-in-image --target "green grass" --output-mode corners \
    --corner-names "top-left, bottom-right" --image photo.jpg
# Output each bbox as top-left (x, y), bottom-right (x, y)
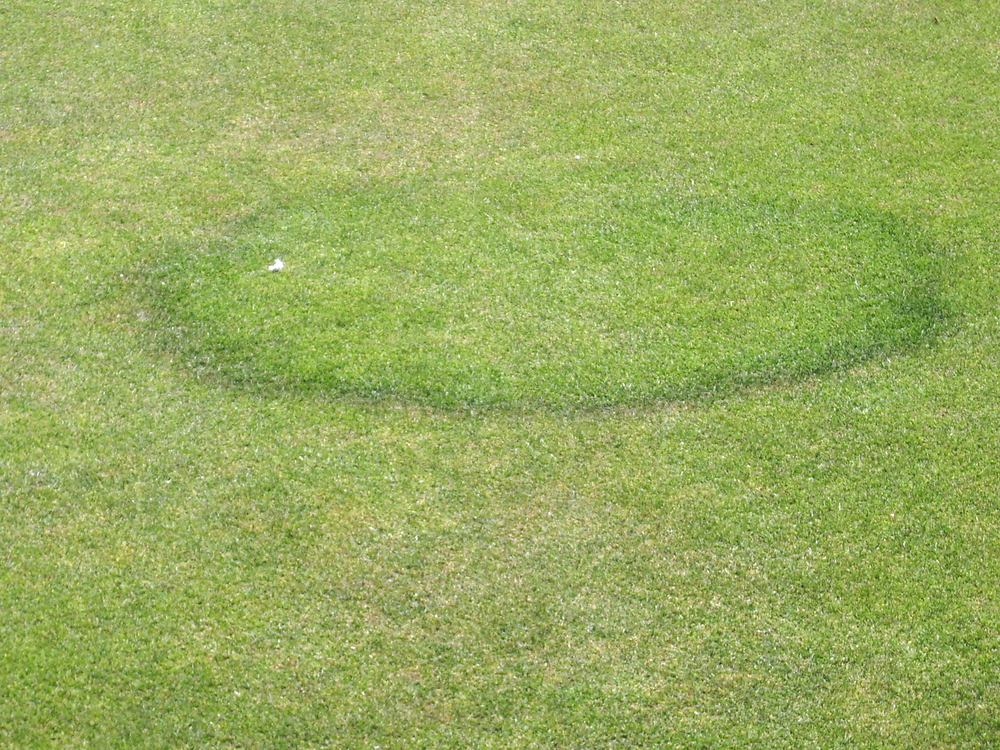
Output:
top-left (2, 0), bottom-right (1000, 747)
top-left (153, 192), bottom-right (948, 407)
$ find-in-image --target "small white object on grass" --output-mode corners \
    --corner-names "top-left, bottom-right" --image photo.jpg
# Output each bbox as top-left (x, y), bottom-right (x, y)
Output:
top-left (269, 258), bottom-right (284, 272)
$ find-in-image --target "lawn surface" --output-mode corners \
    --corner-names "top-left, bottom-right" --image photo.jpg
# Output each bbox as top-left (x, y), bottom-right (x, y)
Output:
top-left (2, 0), bottom-right (1000, 747)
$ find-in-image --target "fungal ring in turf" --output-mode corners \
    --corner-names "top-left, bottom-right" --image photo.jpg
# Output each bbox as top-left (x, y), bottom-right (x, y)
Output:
top-left (152, 194), bottom-right (946, 408)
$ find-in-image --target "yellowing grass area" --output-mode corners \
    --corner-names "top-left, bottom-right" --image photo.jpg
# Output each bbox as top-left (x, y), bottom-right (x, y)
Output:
top-left (2, 1), bottom-right (999, 747)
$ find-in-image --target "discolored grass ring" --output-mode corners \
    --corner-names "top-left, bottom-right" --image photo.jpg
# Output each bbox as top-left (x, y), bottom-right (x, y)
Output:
top-left (149, 188), bottom-right (949, 409)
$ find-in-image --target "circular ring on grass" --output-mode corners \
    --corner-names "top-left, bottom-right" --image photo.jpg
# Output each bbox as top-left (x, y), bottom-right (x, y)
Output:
top-left (148, 189), bottom-right (948, 408)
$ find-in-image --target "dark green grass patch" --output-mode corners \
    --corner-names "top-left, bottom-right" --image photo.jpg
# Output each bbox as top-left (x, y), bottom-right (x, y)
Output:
top-left (151, 185), bottom-right (948, 408)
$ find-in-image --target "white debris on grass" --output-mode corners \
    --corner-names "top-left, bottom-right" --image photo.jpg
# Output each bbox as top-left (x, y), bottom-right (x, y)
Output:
top-left (269, 258), bottom-right (284, 272)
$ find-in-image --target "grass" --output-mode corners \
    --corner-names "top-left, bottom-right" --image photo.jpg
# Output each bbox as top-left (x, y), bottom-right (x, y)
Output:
top-left (152, 194), bottom-right (948, 407)
top-left (2, 0), bottom-right (1000, 747)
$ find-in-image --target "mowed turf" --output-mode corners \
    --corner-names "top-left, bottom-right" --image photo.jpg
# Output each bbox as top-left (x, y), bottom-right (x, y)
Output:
top-left (138, 1), bottom-right (952, 407)
top-left (2, 1), bottom-right (1000, 748)
top-left (155, 188), bottom-right (946, 407)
